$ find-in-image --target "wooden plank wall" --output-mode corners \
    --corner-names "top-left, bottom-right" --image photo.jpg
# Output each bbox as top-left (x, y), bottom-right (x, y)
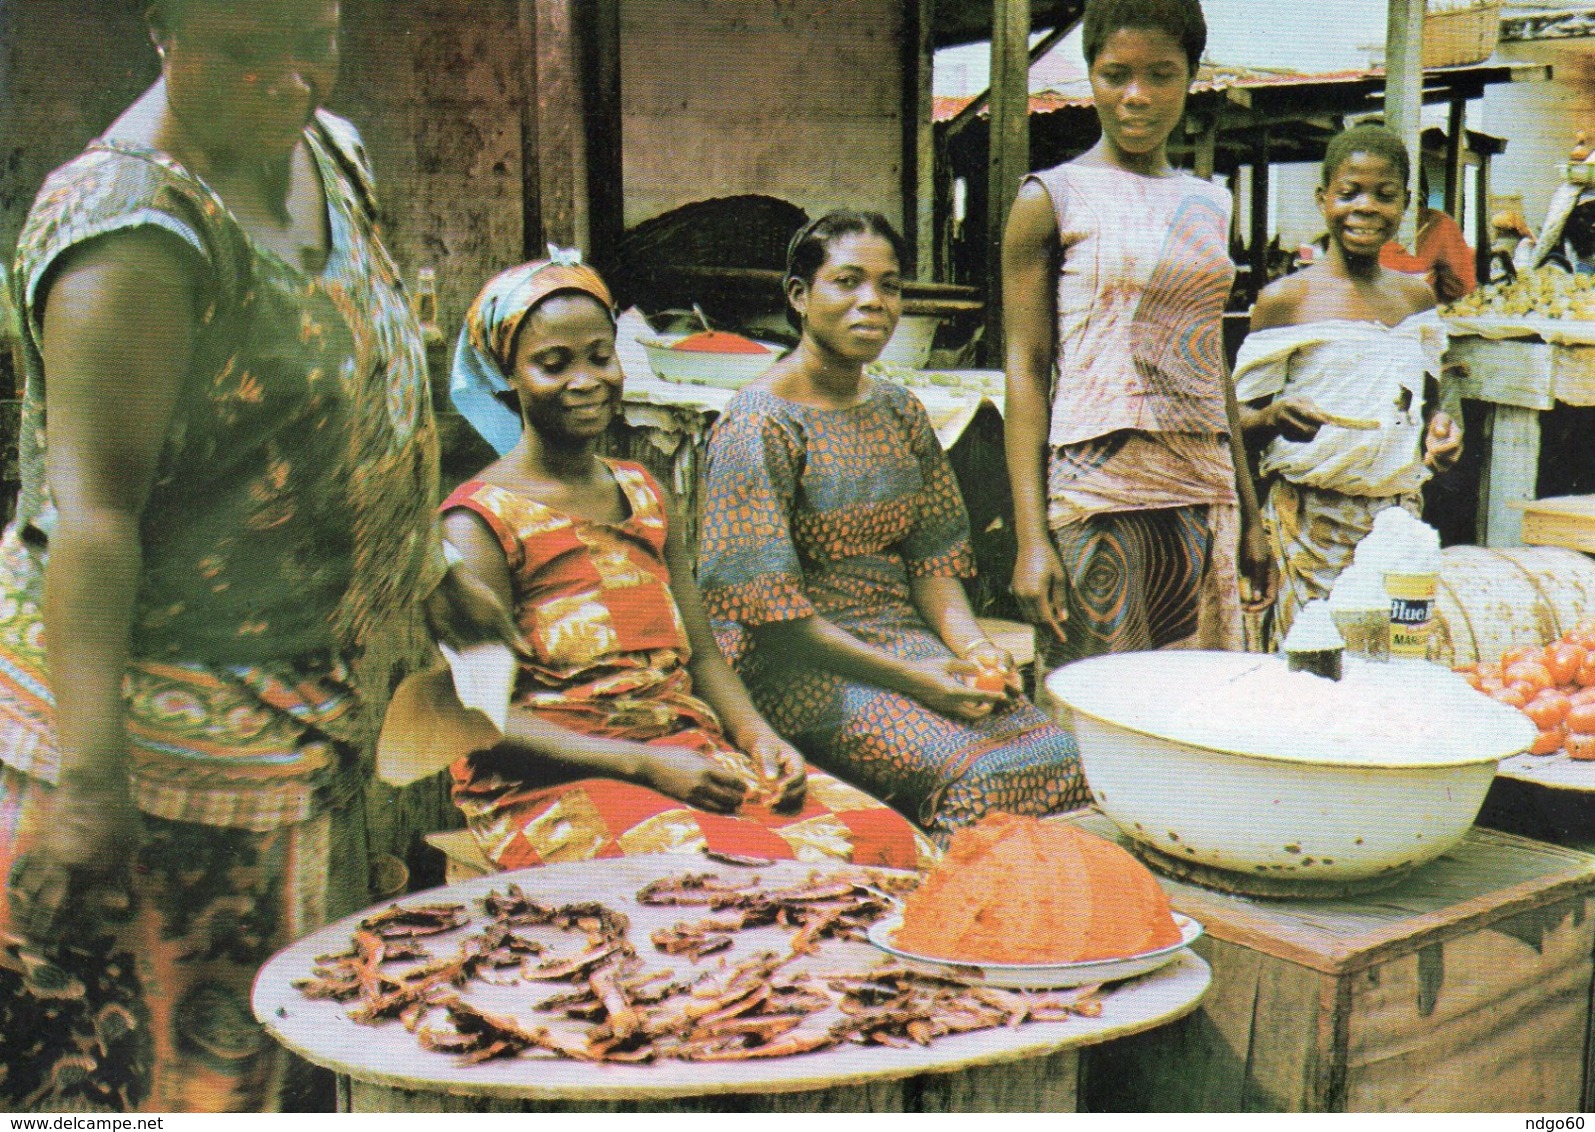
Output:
top-left (617, 0), bottom-right (906, 231)
top-left (336, 0), bottom-right (527, 340)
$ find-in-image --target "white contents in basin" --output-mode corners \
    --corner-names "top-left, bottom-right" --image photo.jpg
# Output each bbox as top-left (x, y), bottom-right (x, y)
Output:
top-left (1282, 599), bottom-right (1344, 653)
top-left (1140, 655), bottom-right (1529, 766)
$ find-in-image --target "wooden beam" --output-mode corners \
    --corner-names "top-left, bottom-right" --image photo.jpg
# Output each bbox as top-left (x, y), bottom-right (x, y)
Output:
top-left (1249, 129), bottom-right (1270, 307)
top-left (945, 15), bottom-right (1078, 141)
top-left (1444, 96), bottom-right (1466, 222)
top-left (1193, 117), bottom-right (1218, 180)
top-left (904, 0), bottom-right (936, 279)
top-left (1385, 0), bottom-right (1425, 248)
top-left (1475, 153), bottom-right (1492, 285)
top-left (518, 0), bottom-right (589, 254)
top-left (985, 0), bottom-right (1031, 362)
top-left (583, 0), bottom-right (623, 268)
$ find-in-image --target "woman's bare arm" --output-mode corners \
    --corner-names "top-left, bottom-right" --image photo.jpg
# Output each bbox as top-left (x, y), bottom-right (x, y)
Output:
top-left (10, 230), bottom-right (198, 944)
top-left (1001, 180), bottom-right (1069, 645)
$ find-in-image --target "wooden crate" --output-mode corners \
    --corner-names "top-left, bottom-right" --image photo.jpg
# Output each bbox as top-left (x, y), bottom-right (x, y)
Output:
top-left (1516, 495), bottom-right (1595, 556)
top-left (1071, 811), bottom-right (1595, 1112)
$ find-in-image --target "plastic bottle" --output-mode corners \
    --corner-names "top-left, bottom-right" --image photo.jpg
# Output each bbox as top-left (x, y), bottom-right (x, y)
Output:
top-left (1385, 521), bottom-right (1441, 662)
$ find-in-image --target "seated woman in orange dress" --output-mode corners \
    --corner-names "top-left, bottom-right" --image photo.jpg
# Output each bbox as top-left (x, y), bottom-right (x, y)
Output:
top-left (441, 254), bottom-right (932, 871)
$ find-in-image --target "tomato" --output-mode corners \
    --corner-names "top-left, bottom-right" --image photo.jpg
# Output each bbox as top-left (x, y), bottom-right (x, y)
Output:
top-left (966, 667), bottom-right (1009, 695)
top-left (1546, 642), bottom-right (1588, 686)
top-left (1477, 671), bottom-right (1505, 693)
top-left (1567, 702), bottom-right (1595, 734)
top-left (1526, 691), bottom-right (1572, 730)
top-left (1491, 686), bottom-right (1529, 709)
top-left (1531, 727), bottom-right (1567, 755)
top-left (1568, 732), bottom-right (1595, 761)
top-left (1502, 645), bottom-right (1540, 667)
top-left (1578, 660), bottom-right (1595, 688)
top-left (1505, 661), bottom-right (1556, 692)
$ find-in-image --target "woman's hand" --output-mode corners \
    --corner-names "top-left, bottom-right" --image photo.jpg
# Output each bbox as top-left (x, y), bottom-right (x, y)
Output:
top-left (1263, 396), bottom-right (1335, 443)
top-left (961, 639), bottom-right (1022, 697)
top-left (635, 747), bottom-right (748, 814)
top-left (1011, 539), bottom-right (1069, 645)
top-left (1423, 411), bottom-right (1464, 471)
top-left (7, 775), bottom-right (139, 947)
top-left (426, 560), bottom-right (531, 656)
top-left (902, 657), bottom-right (1006, 721)
top-left (737, 728), bottom-right (807, 812)
top-left (1237, 521), bottom-right (1277, 614)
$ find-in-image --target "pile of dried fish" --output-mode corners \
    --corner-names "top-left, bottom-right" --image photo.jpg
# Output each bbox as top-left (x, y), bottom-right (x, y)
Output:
top-left (295, 868), bottom-right (1106, 1068)
top-left (642, 871), bottom-right (905, 960)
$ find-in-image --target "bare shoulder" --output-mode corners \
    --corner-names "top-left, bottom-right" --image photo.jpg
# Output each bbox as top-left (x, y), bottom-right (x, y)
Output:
top-left (1391, 269), bottom-right (1439, 316)
top-left (1006, 178), bottom-right (1060, 241)
top-left (1249, 272), bottom-right (1310, 331)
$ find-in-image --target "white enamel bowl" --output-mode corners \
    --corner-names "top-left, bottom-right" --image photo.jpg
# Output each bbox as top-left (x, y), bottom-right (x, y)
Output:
top-left (1045, 652), bottom-right (1534, 886)
top-left (638, 335), bottom-right (780, 389)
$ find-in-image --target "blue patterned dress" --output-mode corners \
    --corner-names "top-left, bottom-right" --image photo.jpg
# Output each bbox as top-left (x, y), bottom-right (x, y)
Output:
top-left (698, 381), bottom-right (1086, 843)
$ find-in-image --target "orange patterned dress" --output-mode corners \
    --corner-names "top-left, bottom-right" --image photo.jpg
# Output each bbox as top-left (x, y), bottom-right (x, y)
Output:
top-left (441, 461), bottom-right (932, 872)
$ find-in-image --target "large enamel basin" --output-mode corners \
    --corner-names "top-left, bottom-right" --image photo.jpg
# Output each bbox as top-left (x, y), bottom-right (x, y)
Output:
top-left (1045, 652), bottom-right (1533, 885)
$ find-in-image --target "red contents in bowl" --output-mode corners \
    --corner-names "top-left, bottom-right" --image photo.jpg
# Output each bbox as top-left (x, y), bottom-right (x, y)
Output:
top-left (671, 331), bottom-right (771, 354)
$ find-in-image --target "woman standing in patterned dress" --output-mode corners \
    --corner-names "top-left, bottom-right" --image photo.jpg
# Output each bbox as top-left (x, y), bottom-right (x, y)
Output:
top-left (698, 212), bottom-right (1086, 844)
top-left (0, 0), bottom-right (509, 1111)
top-left (1001, 0), bottom-right (1274, 666)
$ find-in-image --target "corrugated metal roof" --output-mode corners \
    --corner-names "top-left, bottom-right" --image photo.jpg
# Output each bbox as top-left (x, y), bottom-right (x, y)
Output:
top-left (933, 60), bottom-right (1541, 123)
top-left (934, 63), bottom-right (1398, 122)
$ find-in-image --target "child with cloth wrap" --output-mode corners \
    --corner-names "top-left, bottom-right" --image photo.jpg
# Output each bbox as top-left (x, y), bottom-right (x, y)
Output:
top-left (1236, 125), bottom-right (1463, 640)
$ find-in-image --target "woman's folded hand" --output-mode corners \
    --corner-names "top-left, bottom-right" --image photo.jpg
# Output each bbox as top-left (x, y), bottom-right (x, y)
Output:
top-left (902, 657), bottom-right (1006, 721)
top-left (635, 747), bottom-right (748, 814)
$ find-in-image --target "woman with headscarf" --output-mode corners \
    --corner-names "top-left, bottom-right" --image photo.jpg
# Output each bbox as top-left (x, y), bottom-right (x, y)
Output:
top-left (440, 256), bottom-right (932, 873)
top-left (0, 0), bottom-right (512, 1111)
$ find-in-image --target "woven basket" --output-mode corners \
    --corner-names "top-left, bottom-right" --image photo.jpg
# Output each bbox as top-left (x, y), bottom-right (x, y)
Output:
top-left (1423, 1), bottom-right (1502, 68)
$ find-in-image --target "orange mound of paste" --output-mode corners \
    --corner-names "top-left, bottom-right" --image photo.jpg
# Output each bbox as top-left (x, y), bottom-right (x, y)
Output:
top-left (893, 814), bottom-right (1181, 964)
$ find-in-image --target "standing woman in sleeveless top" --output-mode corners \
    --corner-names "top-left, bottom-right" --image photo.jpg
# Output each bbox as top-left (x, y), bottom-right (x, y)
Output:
top-left (0, 0), bottom-right (511, 1110)
top-left (1001, 0), bottom-right (1274, 667)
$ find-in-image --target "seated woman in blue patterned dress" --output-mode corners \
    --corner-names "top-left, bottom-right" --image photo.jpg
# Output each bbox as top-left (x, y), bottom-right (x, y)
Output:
top-left (697, 212), bottom-right (1087, 844)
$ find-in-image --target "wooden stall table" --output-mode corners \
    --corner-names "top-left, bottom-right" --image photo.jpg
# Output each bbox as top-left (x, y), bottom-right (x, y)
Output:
top-left (1065, 810), bottom-right (1595, 1113)
top-left (253, 855), bottom-right (1210, 1112)
top-left (1444, 320), bottom-right (1595, 547)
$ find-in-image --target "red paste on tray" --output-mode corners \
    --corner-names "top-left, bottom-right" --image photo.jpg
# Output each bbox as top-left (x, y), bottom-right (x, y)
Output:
top-left (893, 813), bottom-right (1181, 965)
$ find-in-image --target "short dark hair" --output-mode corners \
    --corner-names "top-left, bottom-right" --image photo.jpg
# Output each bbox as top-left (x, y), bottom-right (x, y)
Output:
top-left (1082, 0), bottom-right (1207, 74)
top-left (1322, 124), bottom-right (1411, 189)
top-left (784, 210), bottom-right (905, 331)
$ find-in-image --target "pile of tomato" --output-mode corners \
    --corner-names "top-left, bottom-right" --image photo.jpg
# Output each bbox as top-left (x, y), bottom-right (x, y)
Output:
top-left (1456, 629), bottom-right (1595, 758)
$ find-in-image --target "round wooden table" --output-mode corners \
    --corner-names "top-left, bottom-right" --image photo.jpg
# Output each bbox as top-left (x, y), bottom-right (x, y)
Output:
top-left (253, 856), bottom-right (1209, 1112)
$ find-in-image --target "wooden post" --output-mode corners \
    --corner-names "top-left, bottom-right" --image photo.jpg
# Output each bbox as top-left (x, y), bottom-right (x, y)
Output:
top-left (517, 0), bottom-right (590, 254)
top-left (985, 0), bottom-right (1031, 362)
top-left (1475, 152), bottom-right (1493, 285)
top-left (1385, 0), bottom-right (1426, 248)
top-left (1249, 129), bottom-right (1270, 306)
top-left (1478, 403), bottom-right (1541, 548)
top-left (583, 0), bottom-right (624, 269)
top-left (904, 0), bottom-right (936, 280)
top-left (1445, 95), bottom-right (1467, 223)
top-left (1193, 117), bottom-right (1218, 181)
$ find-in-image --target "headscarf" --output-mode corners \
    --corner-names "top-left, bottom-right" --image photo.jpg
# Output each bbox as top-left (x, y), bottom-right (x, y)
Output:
top-left (449, 247), bottom-right (615, 455)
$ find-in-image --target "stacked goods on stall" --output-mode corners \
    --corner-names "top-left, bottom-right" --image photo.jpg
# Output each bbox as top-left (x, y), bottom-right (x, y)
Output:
top-left (1457, 627), bottom-right (1595, 757)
